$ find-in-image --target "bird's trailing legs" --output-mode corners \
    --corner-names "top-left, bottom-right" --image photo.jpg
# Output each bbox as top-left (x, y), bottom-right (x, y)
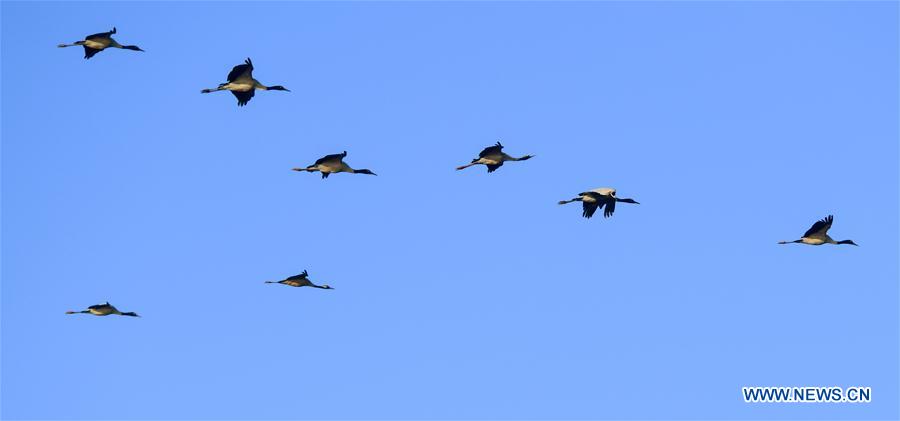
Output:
top-left (201, 84), bottom-right (227, 94)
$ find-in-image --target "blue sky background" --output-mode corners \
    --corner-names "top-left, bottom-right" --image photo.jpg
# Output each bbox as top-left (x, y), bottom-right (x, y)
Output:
top-left (2, 1), bottom-right (898, 420)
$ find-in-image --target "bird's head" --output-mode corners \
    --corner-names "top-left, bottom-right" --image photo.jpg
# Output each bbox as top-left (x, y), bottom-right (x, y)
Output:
top-left (268, 85), bottom-right (290, 92)
top-left (121, 312), bottom-right (140, 317)
top-left (65, 310), bottom-right (78, 314)
top-left (619, 198), bottom-right (640, 204)
top-left (291, 167), bottom-right (304, 172)
top-left (354, 169), bottom-right (377, 175)
top-left (519, 155), bottom-right (534, 161)
top-left (321, 285), bottom-right (334, 290)
top-left (837, 240), bottom-right (859, 246)
top-left (123, 45), bottom-right (144, 52)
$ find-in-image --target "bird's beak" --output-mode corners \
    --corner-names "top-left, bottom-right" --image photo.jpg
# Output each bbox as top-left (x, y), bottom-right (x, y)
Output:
top-left (291, 168), bottom-right (302, 172)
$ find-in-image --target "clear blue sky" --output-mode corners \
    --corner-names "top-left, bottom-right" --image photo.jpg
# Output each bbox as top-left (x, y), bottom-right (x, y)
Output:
top-left (2, 2), bottom-right (898, 420)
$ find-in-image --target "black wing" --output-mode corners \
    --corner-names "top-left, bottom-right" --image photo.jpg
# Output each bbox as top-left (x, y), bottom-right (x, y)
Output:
top-left (582, 201), bottom-right (603, 219)
top-left (227, 58), bottom-right (253, 82)
top-left (603, 197), bottom-right (616, 218)
top-left (83, 46), bottom-right (103, 59)
top-left (478, 142), bottom-right (503, 158)
top-left (231, 90), bottom-right (255, 107)
top-left (803, 215), bottom-right (833, 237)
top-left (285, 271), bottom-right (309, 281)
top-left (486, 163), bottom-right (503, 173)
top-left (315, 151), bottom-right (346, 166)
top-left (85, 27), bottom-right (115, 41)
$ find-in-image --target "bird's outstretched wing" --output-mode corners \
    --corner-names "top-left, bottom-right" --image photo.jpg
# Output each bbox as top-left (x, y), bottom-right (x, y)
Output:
top-left (478, 142), bottom-right (503, 158)
top-left (86, 27), bottom-right (116, 41)
top-left (603, 197), bottom-right (616, 218)
top-left (315, 151), bottom-right (346, 166)
top-left (486, 163), bottom-right (503, 173)
top-left (83, 46), bottom-right (103, 59)
top-left (582, 200), bottom-right (606, 218)
top-left (231, 90), bottom-right (255, 106)
top-left (803, 215), bottom-right (833, 237)
top-left (285, 271), bottom-right (309, 281)
top-left (227, 58), bottom-right (254, 82)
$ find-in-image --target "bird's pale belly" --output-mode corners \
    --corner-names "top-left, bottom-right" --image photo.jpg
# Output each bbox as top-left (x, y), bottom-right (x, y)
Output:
top-left (801, 238), bottom-right (825, 245)
top-left (89, 309), bottom-right (111, 315)
top-left (84, 40), bottom-right (107, 49)
top-left (228, 83), bottom-right (254, 92)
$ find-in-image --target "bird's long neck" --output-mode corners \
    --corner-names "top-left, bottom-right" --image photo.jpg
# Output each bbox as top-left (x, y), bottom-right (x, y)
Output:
top-left (558, 198), bottom-right (582, 205)
top-left (778, 240), bottom-right (803, 244)
top-left (66, 310), bottom-right (90, 314)
top-left (58, 41), bottom-right (86, 48)
top-left (254, 81), bottom-right (288, 91)
top-left (120, 312), bottom-right (139, 317)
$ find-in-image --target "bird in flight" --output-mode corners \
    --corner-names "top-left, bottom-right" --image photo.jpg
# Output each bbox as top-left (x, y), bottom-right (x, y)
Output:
top-left (201, 58), bottom-right (289, 106)
top-left (778, 215), bottom-right (858, 246)
top-left (558, 187), bottom-right (639, 219)
top-left (265, 270), bottom-right (334, 289)
top-left (456, 141), bottom-right (534, 173)
top-left (58, 27), bottom-right (144, 59)
top-left (293, 151), bottom-right (377, 179)
top-left (65, 302), bottom-right (140, 317)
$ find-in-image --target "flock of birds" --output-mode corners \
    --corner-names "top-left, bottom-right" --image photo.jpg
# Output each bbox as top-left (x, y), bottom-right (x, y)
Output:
top-left (58, 27), bottom-right (859, 318)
